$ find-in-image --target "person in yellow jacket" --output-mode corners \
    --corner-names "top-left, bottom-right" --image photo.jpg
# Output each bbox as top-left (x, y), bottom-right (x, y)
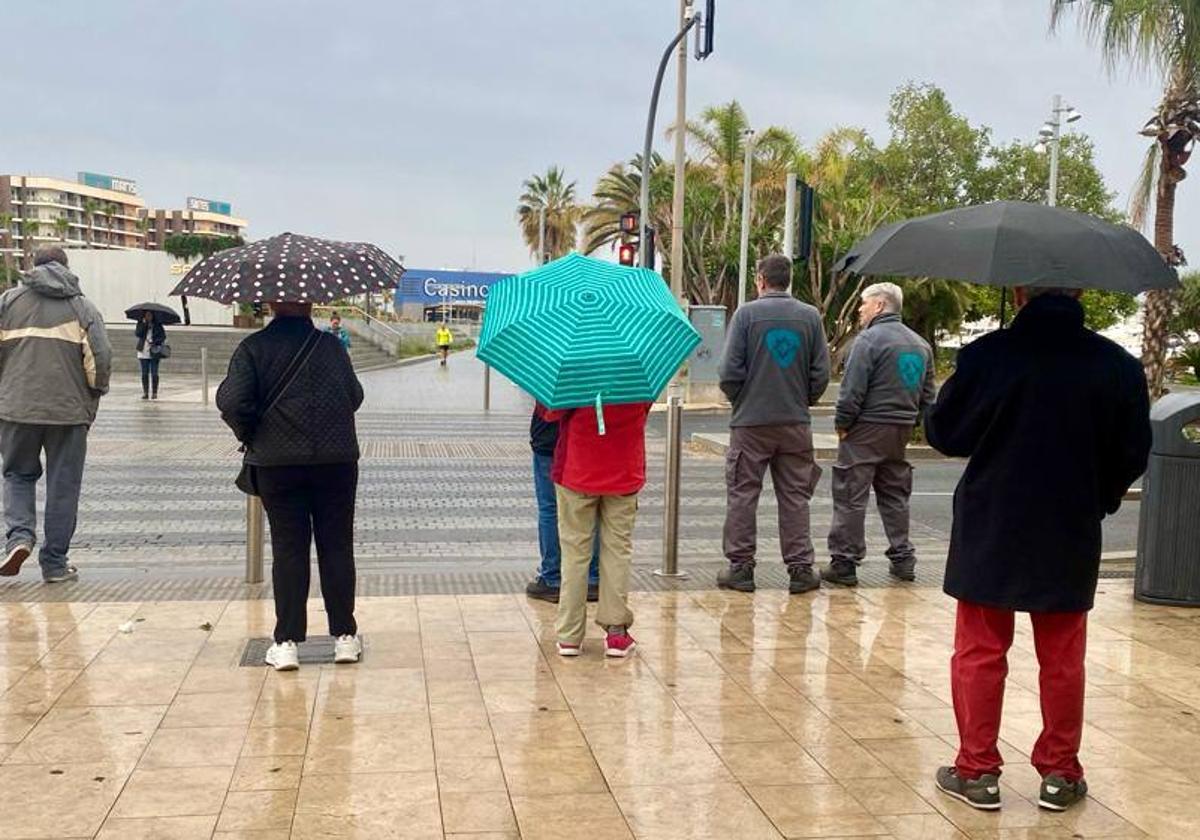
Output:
top-left (435, 324), bottom-right (452, 366)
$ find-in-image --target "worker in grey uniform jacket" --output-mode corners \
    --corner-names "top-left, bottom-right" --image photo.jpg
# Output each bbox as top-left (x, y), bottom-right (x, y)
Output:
top-left (823, 281), bottom-right (935, 587)
top-left (716, 254), bottom-right (831, 595)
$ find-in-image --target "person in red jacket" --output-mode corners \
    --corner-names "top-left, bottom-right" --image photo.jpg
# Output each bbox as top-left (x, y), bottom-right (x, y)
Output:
top-left (540, 401), bottom-right (651, 658)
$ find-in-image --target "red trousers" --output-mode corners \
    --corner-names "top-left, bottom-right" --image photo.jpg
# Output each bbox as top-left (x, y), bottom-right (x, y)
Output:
top-left (951, 600), bottom-right (1087, 782)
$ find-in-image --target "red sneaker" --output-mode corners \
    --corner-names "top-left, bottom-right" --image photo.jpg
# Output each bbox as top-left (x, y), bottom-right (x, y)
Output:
top-left (556, 641), bottom-right (582, 657)
top-left (605, 630), bottom-right (637, 658)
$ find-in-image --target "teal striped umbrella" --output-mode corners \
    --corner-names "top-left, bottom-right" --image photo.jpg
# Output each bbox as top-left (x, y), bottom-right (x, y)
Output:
top-left (477, 253), bottom-right (701, 410)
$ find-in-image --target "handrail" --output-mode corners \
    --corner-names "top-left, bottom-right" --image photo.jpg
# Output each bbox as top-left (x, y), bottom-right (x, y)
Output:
top-left (313, 303), bottom-right (404, 341)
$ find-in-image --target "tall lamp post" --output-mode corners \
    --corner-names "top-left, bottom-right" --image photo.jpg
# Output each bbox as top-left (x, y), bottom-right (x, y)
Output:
top-left (736, 129), bottom-right (755, 308)
top-left (1035, 94), bottom-right (1082, 207)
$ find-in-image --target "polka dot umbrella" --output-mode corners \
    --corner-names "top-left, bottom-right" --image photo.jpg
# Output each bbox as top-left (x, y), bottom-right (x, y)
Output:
top-left (168, 232), bottom-right (405, 305)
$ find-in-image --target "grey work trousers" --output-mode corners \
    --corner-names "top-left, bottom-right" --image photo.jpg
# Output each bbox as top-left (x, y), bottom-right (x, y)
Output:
top-left (722, 424), bottom-right (822, 570)
top-left (827, 422), bottom-right (916, 567)
top-left (0, 421), bottom-right (89, 576)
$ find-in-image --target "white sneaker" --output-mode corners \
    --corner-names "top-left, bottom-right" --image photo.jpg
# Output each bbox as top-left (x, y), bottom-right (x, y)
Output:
top-left (265, 641), bottom-right (300, 671)
top-left (334, 635), bottom-right (362, 664)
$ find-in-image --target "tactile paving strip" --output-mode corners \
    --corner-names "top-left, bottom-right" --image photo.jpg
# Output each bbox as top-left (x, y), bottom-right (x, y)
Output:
top-left (0, 562), bottom-right (1134, 603)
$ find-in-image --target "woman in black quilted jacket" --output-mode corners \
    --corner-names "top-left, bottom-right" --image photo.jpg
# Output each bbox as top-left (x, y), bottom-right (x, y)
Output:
top-left (216, 301), bottom-right (365, 672)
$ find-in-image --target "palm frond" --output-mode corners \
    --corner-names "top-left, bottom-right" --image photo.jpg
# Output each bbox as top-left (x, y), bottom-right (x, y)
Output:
top-left (1129, 141), bottom-right (1162, 231)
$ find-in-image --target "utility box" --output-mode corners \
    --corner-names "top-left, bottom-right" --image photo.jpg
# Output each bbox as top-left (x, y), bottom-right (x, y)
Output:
top-left (686, 305), bottom-right (727, 404)
top-left (1135, 393), bottom-right (1200, 605)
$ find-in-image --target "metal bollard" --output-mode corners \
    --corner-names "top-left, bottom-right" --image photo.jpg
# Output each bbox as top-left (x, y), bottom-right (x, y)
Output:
top-left (483, 363), bottom-right (491, 412)
top-left (656, 395), bottom-right (688, 577)
top-left (246, 494), bottom-right (265, 584)
top-left (200, 347), bottom-right (209, 407)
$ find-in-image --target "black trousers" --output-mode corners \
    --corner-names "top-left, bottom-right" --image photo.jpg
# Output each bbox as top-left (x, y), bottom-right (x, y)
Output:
top-left (256, 462), bottom-right (359, 643)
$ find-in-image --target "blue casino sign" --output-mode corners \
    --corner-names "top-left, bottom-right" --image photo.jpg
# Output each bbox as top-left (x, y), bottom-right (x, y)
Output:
top-left (394, 269), bottom-right (513, 307)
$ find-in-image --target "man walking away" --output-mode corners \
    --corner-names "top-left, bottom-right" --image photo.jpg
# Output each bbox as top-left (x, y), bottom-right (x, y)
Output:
top-left (925, 287), bottom-right (1151, 813)
top-left (824, 282), bottom-right (935, 587)
top-left (435, 324), bottom-right (452, 366)
top-left (0, 247), bottom-right (111, 583)
top-left (717, 254), bottom-right (831, 595)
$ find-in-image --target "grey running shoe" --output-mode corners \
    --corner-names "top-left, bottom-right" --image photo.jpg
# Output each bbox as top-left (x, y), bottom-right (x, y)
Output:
top-left (43, 565), bottom-right (79, 584)
top-left (889, 559), bottom-right (916, 582)
top-left (788, 565), bottom-right (820, 594)
top-left (716, 563), bottom-right (755, 592)
top-left (935, 766), bottom-right (1001, 810)
top-left (821, 559), bottom-right (859, 587)
top-left (1038, 774), bottom-right (1087, 811)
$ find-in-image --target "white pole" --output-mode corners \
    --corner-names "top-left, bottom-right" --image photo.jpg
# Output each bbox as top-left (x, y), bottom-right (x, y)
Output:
top-left (737, 131), bottom-right (755, 309)
top-left (783, 171), bottom-right (797, 260)
top-left (1048, 93), bottom-right (1061, 208)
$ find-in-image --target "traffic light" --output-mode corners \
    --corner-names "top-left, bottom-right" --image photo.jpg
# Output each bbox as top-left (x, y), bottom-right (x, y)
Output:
top-left (619, 213), bottom-right (638, 235)
top-left (695, 0), bottom-right (715, 60)
top-left (617, 212), bottom-right (655, 269)
top-left (618, 242), bottom-right (637, 266)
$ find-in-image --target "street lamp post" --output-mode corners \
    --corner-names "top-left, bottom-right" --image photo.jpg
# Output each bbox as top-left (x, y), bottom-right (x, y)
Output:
top-left (1036, 94), bottom-right (1082, 207)
top-left (736, 129), bottom-right (755, 308)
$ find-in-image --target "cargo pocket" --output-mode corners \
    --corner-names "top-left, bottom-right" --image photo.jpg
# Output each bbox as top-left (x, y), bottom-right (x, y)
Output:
top-left (724, 448), bottom-right (742, 488)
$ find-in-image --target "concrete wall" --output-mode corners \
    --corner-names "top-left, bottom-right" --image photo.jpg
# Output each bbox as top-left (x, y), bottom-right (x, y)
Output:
top-left (65, 250), bottom-right (234, 326)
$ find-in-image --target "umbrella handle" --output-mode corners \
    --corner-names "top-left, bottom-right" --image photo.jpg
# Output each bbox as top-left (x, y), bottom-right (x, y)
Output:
top-left (595, 392), bottom-right (606, 436)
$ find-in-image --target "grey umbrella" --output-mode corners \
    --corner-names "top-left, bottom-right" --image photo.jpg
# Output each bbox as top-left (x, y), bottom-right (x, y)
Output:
top-left (833, 201), bottom-right (1178, 293)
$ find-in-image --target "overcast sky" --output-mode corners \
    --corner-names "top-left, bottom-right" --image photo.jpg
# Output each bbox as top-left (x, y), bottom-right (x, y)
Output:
top-left (4, 1), bottom-right (1189, 273)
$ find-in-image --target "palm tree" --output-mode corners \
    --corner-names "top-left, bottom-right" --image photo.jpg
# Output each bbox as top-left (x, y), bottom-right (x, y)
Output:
top-left (82, 199), bottom-right (101, 249)
top-left (516, 167), bottom-right (580, 261)
top-left (20, 218), bottom-right (39, 269)
top-left (581, 153), bottom-right (672, 255)
top-left (1052, 0), bottom-right (1200, 397)
top-left (53, 216), bottom-right (70, 243)
top-left (0, 212), bottom-right (13, 281)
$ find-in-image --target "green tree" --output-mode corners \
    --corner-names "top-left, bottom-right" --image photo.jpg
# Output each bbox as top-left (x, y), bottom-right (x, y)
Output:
top-left (1170, 271), bottom-right (1200, 343)
top-left (82, 199), bottom-right (101, 249)
top-left (19, 218), bottom-right (39, 269)
top-left (516, 166), bottom-right (580, 262)
top-left (163, 234), bottom-right (244, 261)
top-left (1053, 0), bottom-right (1200, 397)
top-left (53, 216), bottom-right (70, 243)
top-left (581, 153), bottom-right (671, 262)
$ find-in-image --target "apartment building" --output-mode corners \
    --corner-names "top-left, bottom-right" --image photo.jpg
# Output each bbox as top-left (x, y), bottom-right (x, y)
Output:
top-left (0, 173), bottom-right (146, 267)
top-left (143, 196), bottom-right (248, 250)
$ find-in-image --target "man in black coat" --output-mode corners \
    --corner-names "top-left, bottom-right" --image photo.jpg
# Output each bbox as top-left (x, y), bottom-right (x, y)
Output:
top-left (925, 287), bottom-right (1151, 813)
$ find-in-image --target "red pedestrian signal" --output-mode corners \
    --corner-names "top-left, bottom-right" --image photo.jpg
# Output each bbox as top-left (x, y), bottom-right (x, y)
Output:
top-left (619, 213), bottom-right (639, 235)
top-left (618, 242), bottom-right (637, 266)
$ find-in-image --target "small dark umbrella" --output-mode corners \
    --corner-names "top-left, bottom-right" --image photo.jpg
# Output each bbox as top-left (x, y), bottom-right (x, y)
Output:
top-left (169, 232), bottom-right (404, 305)
top-left (124, 302), bottom-right (181, 325)
top-left (833, 201), bottom-right (1178, 294)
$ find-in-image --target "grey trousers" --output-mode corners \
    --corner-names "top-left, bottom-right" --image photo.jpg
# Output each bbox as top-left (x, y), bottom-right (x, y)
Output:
top-left (827, 422), bottom-right (916, 567)
top-left (0, 421), bottom-right (89, 576)
top-left (723, 424), bottom-right (822, 570)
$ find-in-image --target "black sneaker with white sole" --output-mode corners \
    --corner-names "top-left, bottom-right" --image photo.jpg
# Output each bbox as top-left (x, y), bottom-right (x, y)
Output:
top-left (1038, 774), bottom-right (1087, 811)
top-left (935, 766), bottom-right (1001, 810)
top-left (0, 544), bottom-right (31, 577)
top-left (43, 564), bottom-right (79, 584)
top-left (716, 563), bottom-right (756, 592)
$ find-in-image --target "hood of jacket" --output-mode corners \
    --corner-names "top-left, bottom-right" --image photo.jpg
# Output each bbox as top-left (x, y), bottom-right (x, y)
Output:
top-left (22, 262), bottom-right (82, 299)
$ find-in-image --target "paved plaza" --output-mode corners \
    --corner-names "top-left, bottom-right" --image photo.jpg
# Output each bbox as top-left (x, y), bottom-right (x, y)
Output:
top-left (0, 353), bottom-right (1174, 838)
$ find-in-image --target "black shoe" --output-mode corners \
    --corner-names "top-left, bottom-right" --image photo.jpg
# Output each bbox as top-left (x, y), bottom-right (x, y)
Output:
top-left (821, 560), bottom-right (859, 587)
top-left (587, 583), bottom-right (599, 603)
top-left (1038, 774), bottom-right (1087, 811)
top-left (141, 394), bottom-right (149, 401)
top-left (936, 766), bottom-right (1001, 811)
top-left (788, 565), bottom-right (820, 594)
top-left (889, 559), bottom-right (916, 582)
top-left (151, 393), bottom-right (158, 401)
top-left (717, 563), bottom-right (756, 592)
top-left (524, 579), bottom-right (560, 603)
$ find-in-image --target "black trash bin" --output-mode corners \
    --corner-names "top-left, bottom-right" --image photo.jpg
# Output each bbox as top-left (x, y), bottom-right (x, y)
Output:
top-left (1135, 393), bottom-right (1200, 605)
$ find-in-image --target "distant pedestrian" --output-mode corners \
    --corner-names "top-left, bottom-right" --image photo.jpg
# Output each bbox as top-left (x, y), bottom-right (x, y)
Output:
top-left (0, 247), bottom-right (111, 583)
top-left (926, 287), bottom-right (1151, 813)
top-left (217, 301), bottom-right (365, 671)
top-left (325, 313), bottom-right (352, 351)
top-left (135, 310), bottom-right (167, 400)
top-left (525, 404), bottom-right (600, 604)
top-left (435, 324), bottom-right (452, 365)
top-left (716, 254), bottom-right (830, 595)
top-left (545, 401), bottom-right (651, 658)
top-left (823, 282), bottom-right (934, 587)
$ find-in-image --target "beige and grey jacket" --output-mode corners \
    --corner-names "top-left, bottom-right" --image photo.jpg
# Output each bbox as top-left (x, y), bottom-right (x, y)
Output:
top-left (0, 262), bottom-right (112, 425)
